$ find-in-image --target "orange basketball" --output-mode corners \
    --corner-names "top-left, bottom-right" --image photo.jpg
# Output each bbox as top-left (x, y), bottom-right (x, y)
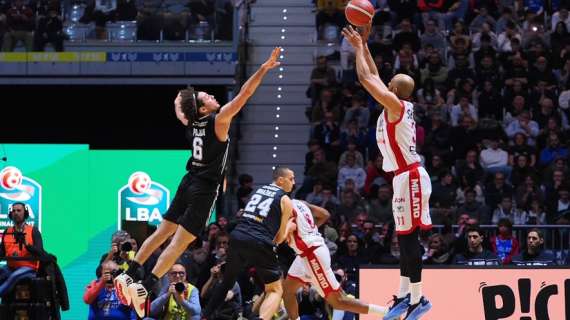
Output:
top-left (345, 0), bottom-right (375, 27)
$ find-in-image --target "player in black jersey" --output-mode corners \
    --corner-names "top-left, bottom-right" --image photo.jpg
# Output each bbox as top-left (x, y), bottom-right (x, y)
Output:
top-left (114, 47), bottom-right (283, 317)
top-left (201, 167), bottom-right (296, 320)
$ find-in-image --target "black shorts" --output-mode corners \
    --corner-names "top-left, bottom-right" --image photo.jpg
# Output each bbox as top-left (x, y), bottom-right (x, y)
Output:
top-left (227, 230), bottom-right (282, 284)
top-left (163, 172), bottom-right (219, 236)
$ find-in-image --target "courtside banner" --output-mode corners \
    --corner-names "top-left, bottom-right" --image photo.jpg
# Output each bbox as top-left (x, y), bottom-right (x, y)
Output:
top-left (359, 267), bottom-right (569, 320)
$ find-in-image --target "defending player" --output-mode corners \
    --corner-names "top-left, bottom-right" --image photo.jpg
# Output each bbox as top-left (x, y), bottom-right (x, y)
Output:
top-left (114, 47), bottom-right (282, 318)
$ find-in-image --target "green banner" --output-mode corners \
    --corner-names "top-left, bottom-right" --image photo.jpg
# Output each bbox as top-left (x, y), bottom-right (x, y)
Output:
top-left (0, 145), bottom-right (193, 319)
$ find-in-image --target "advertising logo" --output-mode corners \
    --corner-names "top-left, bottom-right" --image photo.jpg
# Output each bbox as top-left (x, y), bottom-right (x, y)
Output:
top-left (0, 166), bottom-right (42, 231)
top-left (118, 172), bottom-right (169, 229)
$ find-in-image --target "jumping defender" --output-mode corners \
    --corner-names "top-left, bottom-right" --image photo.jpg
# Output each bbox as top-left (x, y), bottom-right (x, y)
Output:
top-left (114, 47), bottom-right (282, 318)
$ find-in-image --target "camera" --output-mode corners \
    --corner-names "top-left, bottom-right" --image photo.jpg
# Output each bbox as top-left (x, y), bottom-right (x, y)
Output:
top-left (121, 241), bottom-right (133, 252)
top-left (174, 282), bottom-right (186, 293)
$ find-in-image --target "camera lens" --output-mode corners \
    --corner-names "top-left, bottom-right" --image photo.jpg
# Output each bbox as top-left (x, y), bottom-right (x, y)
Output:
top-left (175, 282), bottom-right (185, 293)
top-left (121, 241), bottom-right (133, 252)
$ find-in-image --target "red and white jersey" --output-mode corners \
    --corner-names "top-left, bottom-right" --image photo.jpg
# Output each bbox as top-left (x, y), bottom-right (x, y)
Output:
top-left (376, 100), bottom-right (421, 172)
top-left (290, 200), bottom-right (325, 255)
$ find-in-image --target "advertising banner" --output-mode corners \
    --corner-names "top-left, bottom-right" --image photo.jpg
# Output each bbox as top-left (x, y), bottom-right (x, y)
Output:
top-left (359, 267), bottom-right (569, 320)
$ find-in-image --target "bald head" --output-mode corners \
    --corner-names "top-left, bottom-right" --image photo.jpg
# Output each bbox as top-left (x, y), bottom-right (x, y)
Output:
top-left (389, 74), bottom-right (415, 99)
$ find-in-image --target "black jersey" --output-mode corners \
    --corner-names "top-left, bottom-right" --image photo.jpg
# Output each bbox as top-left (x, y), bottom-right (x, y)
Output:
top-left (185, 114), bottom-right (229, 182)
top-left (234, 184), bottom-right (287, 245)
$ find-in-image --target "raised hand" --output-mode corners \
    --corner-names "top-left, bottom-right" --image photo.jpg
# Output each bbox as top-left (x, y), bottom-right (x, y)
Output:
top-left (262, 47), bottom-right (282, 69)
top-left (342, 25), bottom-right (364, 50)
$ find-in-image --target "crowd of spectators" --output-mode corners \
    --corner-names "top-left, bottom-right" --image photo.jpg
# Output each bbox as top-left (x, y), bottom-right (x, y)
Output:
top-left (0, 0), bottom-right (233, 51)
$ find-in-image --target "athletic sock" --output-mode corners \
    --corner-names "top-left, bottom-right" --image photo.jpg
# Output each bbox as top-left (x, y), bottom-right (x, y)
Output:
top-left (368, 304), bottom-right (388, 316)
top-left (142, 273), bottom-right (160, 292)
top-left (125, 260), bottom-right (143, 281)
top-left (398, 276), bottom-right (410, 298)
top-left (410, 282), bottom-right (422, 305)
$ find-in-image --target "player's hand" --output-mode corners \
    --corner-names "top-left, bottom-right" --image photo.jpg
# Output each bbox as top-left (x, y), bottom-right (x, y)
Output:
top-left (358, 23), bottom-right (372, 43)
top-left (262, 47), bottom-right (282, 70)
top-left (342, 25), bottom-right (363, 50)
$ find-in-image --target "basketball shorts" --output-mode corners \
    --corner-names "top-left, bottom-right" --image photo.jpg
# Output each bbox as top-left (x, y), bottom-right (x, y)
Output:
top-left (287, 245), bottom-right (340, 297)
top-left (392, 165), bottom-right (432, 235)
top-left (163, 172), bottom-right (219, 235)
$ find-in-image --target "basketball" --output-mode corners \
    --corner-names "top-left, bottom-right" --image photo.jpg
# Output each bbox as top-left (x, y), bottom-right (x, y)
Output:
top-left (345, 0), bottom-right (375, 27)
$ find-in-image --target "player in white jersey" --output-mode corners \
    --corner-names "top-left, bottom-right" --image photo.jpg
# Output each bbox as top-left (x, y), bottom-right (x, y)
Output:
top-left (282, 200), bottom-right (387, 319)
top-left (342, 25), bottom-right (432, 320)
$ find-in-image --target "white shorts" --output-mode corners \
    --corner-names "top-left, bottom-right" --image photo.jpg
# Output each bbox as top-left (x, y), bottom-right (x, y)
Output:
top-left (392, 165), bottom-right (432, 234)
top-left (287, 245), bottom-right (340, 297)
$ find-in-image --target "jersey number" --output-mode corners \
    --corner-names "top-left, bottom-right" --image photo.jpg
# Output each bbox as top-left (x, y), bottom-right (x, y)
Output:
top-left (193, 137), bottom-right (203, 161)
top-left (245, 194), bottom-right (273, 217)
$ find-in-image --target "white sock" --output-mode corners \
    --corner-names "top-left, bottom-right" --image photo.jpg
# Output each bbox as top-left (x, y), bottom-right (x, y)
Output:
top-left (410, 282), bottom-right (422, 305)
top-left (398, 276), bottom-right (410, 298)
top-left (368, 304), bottom-right (388, 316)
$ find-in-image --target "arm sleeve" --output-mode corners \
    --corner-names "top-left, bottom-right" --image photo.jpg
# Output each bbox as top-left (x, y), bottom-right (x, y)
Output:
top-left (180, 287), bottom-right (202, 316)
top-left (31, 228), bottom-right (44, 251)
top-left (149, 292), bottom-right (169, 317)
top-left (83, 280), bottom-right (104, 305)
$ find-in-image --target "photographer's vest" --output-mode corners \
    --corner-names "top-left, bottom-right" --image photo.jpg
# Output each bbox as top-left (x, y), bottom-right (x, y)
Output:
top-left (164, 283), bottom-right (196, 320)
top-left (3, 225), bottom-right (39, 271)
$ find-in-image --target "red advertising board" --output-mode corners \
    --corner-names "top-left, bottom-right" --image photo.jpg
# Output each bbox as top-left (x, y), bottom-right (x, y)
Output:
top-left (359, 267), bottom-right (569, 320)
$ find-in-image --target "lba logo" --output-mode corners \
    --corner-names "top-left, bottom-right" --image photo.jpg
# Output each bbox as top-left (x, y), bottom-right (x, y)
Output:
top-left (0, 166), bottom-right (42, 231)
top-left (118, 172), bottom-right (169, 229)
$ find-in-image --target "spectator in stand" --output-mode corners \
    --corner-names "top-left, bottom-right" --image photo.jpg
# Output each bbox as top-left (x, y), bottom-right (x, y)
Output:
top-left (485, 172), bottom-right (514, 210)
top-left (161, 0), bottom-right (191, 40)
top-left (510, 154), bottom-right (538, 187)
top-left (136, 0), bottom-right (165, 40)
top-left (311, 88), bottom-right (341, 124)
top-left (449, 96), bottom-right (478, 127)
top-left (306, 180), bottom-right (324, 206)
top-left (424, 233), bottom-right (452, 265)
top-left (330, 267), bottom-right (358, 320)
top-left (477, 80), bottom-right (504, 120)
top-left (509, 132), bottom-right (537, 167)
top-left (497, 20), bottom-right (522, 53)
top-left (315, 0), bottom-right (345, 38)
top-left (338, 139), bottom-right (365, 169)
top-left (416, 77), bottom-right (445, 113)
top-left (148, 263), bottom-right (201, 320)
top-left (470, 6), bottom-right (496, 33)
top-left (421, 19), bottom-right (446, 52)
top-left (363, 153), bottom-right (393, 195)
top-left (424, 111), bottom-right (452, 162)
top-left (342, 92), bottom-right (370, 129)
top-left (367, 183), bottom-right (393, 224)
top-left (455, 150), bottom-right (485, 186)
top-left (236, 174), bottom-right (253, 209)
top-left (82, 0), bottom-right (118, 39)
top-left (308, 56), bottom-right (337, 105)
top-left (495, 7), bottom-right (515, 34)
top-left (490, 218), bottom-right (520, 265)
top-left (336, 234), bottom-right (366, 281)
top-left (454, 188), bottom-right (491, 224)
top-left (480, 138), bottom-right (512, 178)
top-left (512, 229), bottom-right (557, 265)
top-left (188, 0), bottom-right (215, 35)
top-left (392, 18), bottom-right (420, 52)
top-left (515, 175), bottom-right (544, 209)
top-left (491, 195), bottom-right (524, 224)
top-left (426, 154), bottom-right (447, 185)
top-left (453, 227), bottom-right (500, 266)
top-left (551, 7), bottom-right (570, 31)
top-left (200, 260), bottom-right (242, 320)
top-left (84, 260), bottom-right (136, 320)
top-left (337, 154), bottom-right (366, 191)
top-left (505, 111), bottom-right (540, 146)
top-left (451, 215), bottom-right (479, 256)
top-left (304, 139), bottom-right (321, 175)
top-left (539, 132), bottom-right (569, 167)
top-left (420, 54), bottom-right (449, 91)
top-left (533, 98), bottom-right (569, 134)
top-left (522, 198), bottom-right (547, 225)
top-left (340, 120), bottom-right (367, 155)
top-left (307, 148), bottom-right (338, 190)
top-left (431, 171), bottom-right (457, 210)
top-left (552, 184), bottom-right (570, 223)
top-left (2, 0), bottom-right (33, 51)
top-left (313, 111), bottom-right (342, 160)
top-left (472, 22), bottom-right (498, 52)
top-left (33, 7), bottom-right (64, 51)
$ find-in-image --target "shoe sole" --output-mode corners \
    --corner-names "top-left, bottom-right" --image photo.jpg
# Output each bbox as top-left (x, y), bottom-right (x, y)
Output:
top-left (405, 302), bottom-right (432, 320)
top-left (114, 278), bottom-right (131, 306)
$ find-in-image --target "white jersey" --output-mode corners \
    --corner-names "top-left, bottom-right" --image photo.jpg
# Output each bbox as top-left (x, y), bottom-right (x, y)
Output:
top-left (376, 100), bottom-right (421, 172)
top-left (290, 200), bottom-right (325, 254)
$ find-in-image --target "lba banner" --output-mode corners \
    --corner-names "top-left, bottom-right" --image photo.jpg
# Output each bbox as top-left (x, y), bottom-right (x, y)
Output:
top-left (359, 267), bottom-right (569, 320)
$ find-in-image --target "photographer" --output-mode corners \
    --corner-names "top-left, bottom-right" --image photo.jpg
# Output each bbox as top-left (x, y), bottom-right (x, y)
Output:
top-left (148, 263), bottom-right (201, 320)
top-left (97, 231), bottom-right (136, 277)
top-left (83, 260), bottom-right (136, 319)
top-left (200, 261), bottom-right (242, 320)
top-left (0, 202), bottom-right (43, 296)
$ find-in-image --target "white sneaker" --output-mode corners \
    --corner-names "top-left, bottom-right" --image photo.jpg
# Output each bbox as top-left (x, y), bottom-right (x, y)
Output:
top-left (128, 282), bottom-right (149, 318)
top-left (113, 273), bottom-right (134, 306)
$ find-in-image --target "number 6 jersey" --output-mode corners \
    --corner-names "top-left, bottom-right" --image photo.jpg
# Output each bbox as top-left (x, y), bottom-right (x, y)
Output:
top-left (236, 184), bottom-right (287, 246)
top-left (186, 114), bottom-right (230, 183)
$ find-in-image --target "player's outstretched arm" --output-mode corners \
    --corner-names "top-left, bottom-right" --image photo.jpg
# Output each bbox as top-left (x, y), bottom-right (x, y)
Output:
top-left (216, 47), bottom-right (281, 127)
top-left (342, 26), bottom-right (400, 115)
top-left (304, 201), bottom-right (330, 227)
top-left (359, 24), bottom-right (379, 77)
top-left (274, 195), bottom-right (294, 244)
